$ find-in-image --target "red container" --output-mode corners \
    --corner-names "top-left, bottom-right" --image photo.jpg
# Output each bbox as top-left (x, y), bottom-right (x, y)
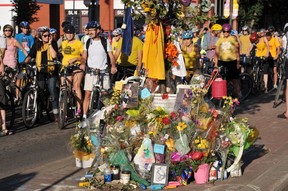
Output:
top-left (212, 78), bottom-right (227, 99)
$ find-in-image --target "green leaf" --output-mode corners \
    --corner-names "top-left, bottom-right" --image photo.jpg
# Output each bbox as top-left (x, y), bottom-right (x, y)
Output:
top-left (126, 109), bottom-right (140, 117)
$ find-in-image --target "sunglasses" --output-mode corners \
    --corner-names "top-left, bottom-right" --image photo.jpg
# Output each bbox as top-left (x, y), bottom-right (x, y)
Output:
top-left (223, 31), bottom-right (230, 33)
top-left (4, 30), bottom-right (12, 32)
top-left (42, 34), bottom-right (51, 38)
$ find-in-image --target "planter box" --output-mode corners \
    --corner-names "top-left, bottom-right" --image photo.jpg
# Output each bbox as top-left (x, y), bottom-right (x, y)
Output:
top-left (73, 151), bottom-right (95, 168)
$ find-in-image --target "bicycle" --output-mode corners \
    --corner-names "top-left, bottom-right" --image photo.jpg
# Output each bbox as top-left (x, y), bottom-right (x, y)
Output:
top-left (22, 61), bottom-right (60, 128)
top-left (273, 56), bottom-right (286, 108)
top-left (58, 64), bottom-right (83, 129)
top-left (250, 57), bottom-right (266, 95)
top-left (0, 70), bottom-right (16, 130)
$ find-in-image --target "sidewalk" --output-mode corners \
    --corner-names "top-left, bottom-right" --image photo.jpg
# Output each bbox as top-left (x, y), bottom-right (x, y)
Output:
top-left (1, 93), bottom-right (288, 191)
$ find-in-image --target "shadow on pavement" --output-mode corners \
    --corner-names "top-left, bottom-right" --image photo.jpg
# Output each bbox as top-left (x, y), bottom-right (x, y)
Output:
top-left (0, 172), bottom-right (37, 191)
top-left (241, 144), bottom-right (269, 172)
top-left (40, 168), bottom-right (83, 191)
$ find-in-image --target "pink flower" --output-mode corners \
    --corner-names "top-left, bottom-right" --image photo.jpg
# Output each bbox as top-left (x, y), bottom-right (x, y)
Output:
top-left (116, 116), bottom-right (124, 122)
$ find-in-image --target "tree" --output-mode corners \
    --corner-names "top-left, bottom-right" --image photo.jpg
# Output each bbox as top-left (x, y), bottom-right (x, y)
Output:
top-left (10, 0), bottom-right (40, 25)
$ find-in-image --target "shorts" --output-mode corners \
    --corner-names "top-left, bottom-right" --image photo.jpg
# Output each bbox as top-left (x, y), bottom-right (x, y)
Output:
top-left (60, 65), bottom-right (82, 76)
top-left (218, 60), bottom-right (239, 80)
top-left (84, 72), bottom-right (104, 91)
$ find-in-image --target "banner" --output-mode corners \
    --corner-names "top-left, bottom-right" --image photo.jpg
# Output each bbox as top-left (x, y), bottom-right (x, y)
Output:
top-left (37, 0), bottom-right (64, 4)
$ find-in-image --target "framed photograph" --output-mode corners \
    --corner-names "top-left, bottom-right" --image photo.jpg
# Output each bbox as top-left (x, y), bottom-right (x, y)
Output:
top-left (151, 163), bottom-right (169, 185)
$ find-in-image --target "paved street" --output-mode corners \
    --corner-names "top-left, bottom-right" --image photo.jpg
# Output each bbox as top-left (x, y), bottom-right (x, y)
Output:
top-left (0, 92), bottom-right (287, 191)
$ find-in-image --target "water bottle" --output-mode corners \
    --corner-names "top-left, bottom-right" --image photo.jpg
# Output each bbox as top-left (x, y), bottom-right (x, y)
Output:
top-left (104, 166), bottom-right (112, 182)
top-left (103, 72), bottom-right (111, 90)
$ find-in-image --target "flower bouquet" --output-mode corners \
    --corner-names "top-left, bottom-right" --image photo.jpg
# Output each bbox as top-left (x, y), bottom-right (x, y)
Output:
top-left (70, 127), bottom-right (95, 168)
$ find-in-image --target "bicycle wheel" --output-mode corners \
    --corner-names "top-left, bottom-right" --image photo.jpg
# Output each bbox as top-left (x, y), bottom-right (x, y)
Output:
top-left (58, 90), bottom-right (68, 129)
top-left (22, 89), bottom-right (38, 128)
top-left (5, 91), bottom-right (15, 130)
top-left (239, 73), bottom-right (253, 102)
top-left (273, 78), bottom-right (285, 108)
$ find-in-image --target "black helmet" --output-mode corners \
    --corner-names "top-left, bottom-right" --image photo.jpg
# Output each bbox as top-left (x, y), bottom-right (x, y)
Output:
top-left (63, 25), bottom-right (75, 34)
top-left (86, 21), bottom-right (101, 29)
top-left (19, 21), bottom-right (29, 28)
top-left (61, 21), bottom-right (71, 28)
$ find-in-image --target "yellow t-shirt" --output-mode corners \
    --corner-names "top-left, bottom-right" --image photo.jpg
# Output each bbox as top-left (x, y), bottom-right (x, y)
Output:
top-left (117, 36), bottom-right (143, 66)
top-left (255, 37), bottom-right (268, 58)
top-left (239, 34), bottom-right (250, 55)
top-left (268, 37), bottom-right (280, 58)
top-left (61, 39), bottom-right (84, 67)
top-left (215, 36), bottom-right (239, 61)
top-left (182, 45), bottom-right (198, 69)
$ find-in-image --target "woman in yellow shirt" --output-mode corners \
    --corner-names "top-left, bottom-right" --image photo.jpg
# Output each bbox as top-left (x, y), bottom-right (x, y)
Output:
top-left (181, 30), bottom-right (200, 82)
top-left (255, 29), bottom-right (270, 92)
top-left (61, 25), bottom-right (85, 117)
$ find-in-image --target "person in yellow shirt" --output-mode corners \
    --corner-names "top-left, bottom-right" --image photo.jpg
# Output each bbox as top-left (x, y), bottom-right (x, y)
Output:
top-left (214, 24), bottom-right (240, 98)
top-left (111, 28), bottom-right (122, 55)
top-left (255, 28), bottom-right (270, 93)
top-left (239, 26), bottom-right (252, 73)
top-left (114, 34), bottom-right (143, 80)
top-left (266, 32), bottom-right (281, 89)
top-left (181, 30), bottom-right (200, 82)
top-left (61, 25), bottom-right (85, 117)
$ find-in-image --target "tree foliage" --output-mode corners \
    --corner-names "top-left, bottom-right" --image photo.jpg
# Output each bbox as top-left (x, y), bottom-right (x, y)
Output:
top-left (238, 0), bottom-right (268, 29)
top-left (10, 0), bottom-right (40, 25)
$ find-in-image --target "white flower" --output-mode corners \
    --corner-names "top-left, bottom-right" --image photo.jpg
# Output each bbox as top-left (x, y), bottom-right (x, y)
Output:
top-left (84, 136), bottom-right (89, 140)
top-left (146, 113), bottom-right (156, 120)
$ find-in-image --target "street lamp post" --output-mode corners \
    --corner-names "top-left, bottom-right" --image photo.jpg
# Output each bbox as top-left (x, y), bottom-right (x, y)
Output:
top-left (89, 0), bottom-right (100, 22)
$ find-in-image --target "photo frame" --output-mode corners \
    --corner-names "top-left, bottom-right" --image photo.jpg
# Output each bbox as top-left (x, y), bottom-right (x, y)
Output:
top-left (151, 163), bottom-right (169, 185)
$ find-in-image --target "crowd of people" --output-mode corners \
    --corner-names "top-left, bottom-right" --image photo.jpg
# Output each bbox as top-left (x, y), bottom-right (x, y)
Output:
top-left (0, 20), bottom-right (288, 136)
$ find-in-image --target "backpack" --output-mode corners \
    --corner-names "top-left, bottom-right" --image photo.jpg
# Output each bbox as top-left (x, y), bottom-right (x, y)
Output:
top-left (86, 37), bottom-right (111, 67)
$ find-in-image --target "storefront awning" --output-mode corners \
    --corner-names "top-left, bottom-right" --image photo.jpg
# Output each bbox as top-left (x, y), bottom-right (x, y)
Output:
top-left (37, 0), bottom-right (63, 4)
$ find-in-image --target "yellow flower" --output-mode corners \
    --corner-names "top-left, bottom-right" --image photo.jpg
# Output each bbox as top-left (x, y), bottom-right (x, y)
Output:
top-left (176, 122), bottom-right (187, 131)
top-left (165, 138), bottom-right (175, 151)
top-left (125, 120), bottom-right (136, 128)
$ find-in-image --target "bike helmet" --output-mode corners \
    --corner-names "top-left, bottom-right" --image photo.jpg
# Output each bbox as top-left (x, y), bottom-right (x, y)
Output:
top-left (268, 26), bottom-right (275, 32)
top-left (50, 28), bottom-right (57, 34)
top-left (3, 24), bottom-right (13, 32)
top-left (230, 30), bottom-right (238, 36)
top-left (112, 28), bottom-right (123, 36)
top-left (37, 26), bottom-right (49, 33)
top-left (63, 25), bottom-right (75, 34)
top-left (61, 21), bottom-right (71, 28)
top-left (242, 25), bottom-right (249, 31)
top-left (211, 24), bottom-right (222, 31)
top-left (86, 21), bottom-right (101, 29)
top-left (249, 32), bottom-right (258, 43)
top-left (222, 23), bottom-right (232, 31)
top-left (283, 23), bottom-right (288, 33)
top-left (182, 30), bottom-right (193, 39)
top-left (19, 21), bottom-right (29, 28)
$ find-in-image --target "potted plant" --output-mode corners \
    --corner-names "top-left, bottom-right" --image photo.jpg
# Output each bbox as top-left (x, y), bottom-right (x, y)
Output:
top-left (70, 127), bottom-right (95, 168)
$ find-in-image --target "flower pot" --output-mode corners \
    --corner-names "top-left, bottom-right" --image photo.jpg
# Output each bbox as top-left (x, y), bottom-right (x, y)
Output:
top-left (194, 163), bottom-right (210, 184)
top-left (73, 151), bottom-right (95, 168)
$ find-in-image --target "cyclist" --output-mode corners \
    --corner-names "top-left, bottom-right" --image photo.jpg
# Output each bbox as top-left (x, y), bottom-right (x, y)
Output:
top-left (61, 24), bottom-right (85, 118)
top-left (239, 25), bottom-right (252, 73)
top-left (112, 28), bottom-right (123, 55)
top-left (3, 24), bottom-right (28, 70)
top-left (50, 28), bottom-right (58, 42)
top-left (181, 30), bottom-right (201, 82)
top-left (114, 26), bottom-right (143, 80)
top-left (0, 30), bottom-right (12, 136)
top-left (82, 21), bottom-right (116, 119)
top-left (24, 26), bottom-right (59, 121)
top-left (266, 32), bottom-right (281, 89)
top-left (255, 28), bottom-right (270, 93)
top-left (15, 21), bottom-right (34, 63)
top-left (201, 24), bottom-right (222, 60)
top-left (214, 23), bottom-right (241, 99)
